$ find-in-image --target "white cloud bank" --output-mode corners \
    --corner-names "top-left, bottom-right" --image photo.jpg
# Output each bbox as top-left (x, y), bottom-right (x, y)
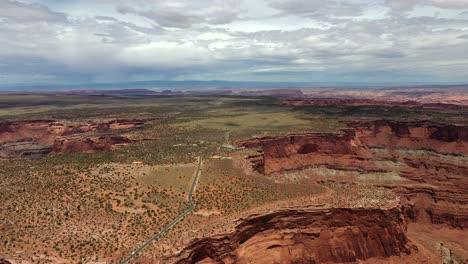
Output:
top-left (0, 0), bottom-right (468, 85)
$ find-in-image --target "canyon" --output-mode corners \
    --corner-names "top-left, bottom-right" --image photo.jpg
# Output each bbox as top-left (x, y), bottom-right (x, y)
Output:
top-left (0, 118), bottom-right (156, 157)
top-left (1, 94), bottom-right (466, 264)
top-left (170, 207), bottom-right (438, 264)
top-left (237, 120), bottom-right (468, 227)
top-left (163, 120), bottom-right (468, 264)
top-left (220, 120), bottom-right (467, 263)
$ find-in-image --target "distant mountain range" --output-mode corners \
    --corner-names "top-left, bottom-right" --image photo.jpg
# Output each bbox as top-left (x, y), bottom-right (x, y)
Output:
top-left (0, 80), bottom-right (307, 91)
top-left (3, 79), bottom-right (465, 92)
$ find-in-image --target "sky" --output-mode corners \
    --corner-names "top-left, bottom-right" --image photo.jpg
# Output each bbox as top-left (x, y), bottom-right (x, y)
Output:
top-left (1, 0), bottom-right (468, 87)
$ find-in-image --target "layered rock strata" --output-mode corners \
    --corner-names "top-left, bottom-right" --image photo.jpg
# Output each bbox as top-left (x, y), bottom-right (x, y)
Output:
top-left (51, 136), bottom-right (134, 154)
top-left (171, 208), bottom-right (413, 264)
top-left (238, 120), bottom-right (468, 228)
top-left (0, 118), bottom-right (156, 157)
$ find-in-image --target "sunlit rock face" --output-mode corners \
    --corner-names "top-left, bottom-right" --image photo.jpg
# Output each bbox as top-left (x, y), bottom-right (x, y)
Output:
top-left (238, 120), bottom-right (468, 229)
top-left (172, 208), bottom-right (414, 264)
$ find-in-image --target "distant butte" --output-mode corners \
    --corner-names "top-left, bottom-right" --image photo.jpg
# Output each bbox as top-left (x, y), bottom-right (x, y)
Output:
top-left (0, 118), bottom-right (158, 158)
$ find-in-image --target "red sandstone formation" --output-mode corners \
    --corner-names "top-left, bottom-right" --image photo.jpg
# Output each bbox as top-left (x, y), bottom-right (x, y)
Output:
top-left (348, 120), bottom-right (468, 155)
top-left (238, 120), bottom-right (468, 174)
top-left (0, 118), bottom-right (157, 157)
top-left (171, 208), bottom-right (421, 264)
top-left (0, 118), bottom-right (156, 141)
top-left (51, 136), bottom-right (134, 154)
top-left (237, 120), bottom-right (468, 229)
top-left (282, 99), bottom-right (467, 109)
top-left (240, 89), bottom-right (304, 97)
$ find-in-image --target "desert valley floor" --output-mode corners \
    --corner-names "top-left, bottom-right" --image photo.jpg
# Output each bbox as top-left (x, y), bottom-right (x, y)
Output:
top-left (0, 87), bottom-right (467, 264)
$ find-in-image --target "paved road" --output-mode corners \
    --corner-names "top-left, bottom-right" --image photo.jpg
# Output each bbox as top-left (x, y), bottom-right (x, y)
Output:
top-left (120, 156), bottom-right (203, 264)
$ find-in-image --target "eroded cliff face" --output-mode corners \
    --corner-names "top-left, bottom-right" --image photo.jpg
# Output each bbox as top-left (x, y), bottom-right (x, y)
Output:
top-left (51, 136), bottom-right (134, 154)
top-left (0, 118), bottom-right (156, 157)
top-left (171, 208), bottom-right (415, 264)
top-left (240, 130), bottom-right (369, 175)
top-left (392, 153), bottom-right (468, 229)
top-left (238, 120), bottom-right (468, 229)
top-left (239, 120), bottom-right (467, 174)
top-left (348, 120), bottom-right (467, 155)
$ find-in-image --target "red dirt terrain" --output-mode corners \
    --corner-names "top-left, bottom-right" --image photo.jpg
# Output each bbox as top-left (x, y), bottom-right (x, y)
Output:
top-left (0, 258), bottom-right (12, 264)
top-left (235, 120), bottom-right (467, 263)
top-left (0, 118), bottom-right (156, 157)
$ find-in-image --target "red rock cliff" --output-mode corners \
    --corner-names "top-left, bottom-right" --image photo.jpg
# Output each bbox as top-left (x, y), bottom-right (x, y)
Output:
top-left (0, 118), bottom-right (156, 157)
top-left (238, 120), bottom-right (467, 175)
top-left (51, 136), bottom-right (134, 154)
top-left (171, 208), bottom-right (413, 264)
top-left (238, 120), bottom-right (468, 229)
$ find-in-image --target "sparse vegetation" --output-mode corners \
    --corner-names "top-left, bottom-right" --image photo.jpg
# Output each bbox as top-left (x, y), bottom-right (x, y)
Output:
top-left (1, 94), bottom-right (465, 262)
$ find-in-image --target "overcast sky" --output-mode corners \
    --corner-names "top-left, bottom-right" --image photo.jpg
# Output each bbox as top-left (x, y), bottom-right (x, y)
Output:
top-left (1, 0), bottom-right (468, 86)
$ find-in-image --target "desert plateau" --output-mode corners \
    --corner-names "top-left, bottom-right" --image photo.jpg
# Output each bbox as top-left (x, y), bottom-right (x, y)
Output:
top-left (1, 0), bottom-right (468, 263)
top-left (0, 88), bottom-right (466, 264)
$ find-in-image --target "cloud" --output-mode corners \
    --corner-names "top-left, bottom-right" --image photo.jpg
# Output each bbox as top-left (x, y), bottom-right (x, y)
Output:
top-left (269, 0), bottom-right (364, 18)
top-left (0, 0), bottom-right (68, 23)
top-left (0, 0), bottom-right (68, 61)
top-left (117, 0), bottom-right (241, 28)
top-left (118, 41), bottom-right (214, 68)
top-left (0, 0), bottom-right (468, 86)
top-left (385, 0), bottom-right (468, 10)
top-left (430, 0), bottom-right (468, 8)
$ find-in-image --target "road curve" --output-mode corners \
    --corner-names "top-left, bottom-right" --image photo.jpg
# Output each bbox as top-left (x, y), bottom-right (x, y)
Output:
top-left (119, 156), bottom-right (203, 264)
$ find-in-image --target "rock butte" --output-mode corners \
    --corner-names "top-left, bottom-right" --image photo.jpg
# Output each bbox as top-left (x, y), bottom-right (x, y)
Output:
top-left (0, 118), bottom-right (157, 157)
top-left (51, 136), bottom-right (134, 154)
